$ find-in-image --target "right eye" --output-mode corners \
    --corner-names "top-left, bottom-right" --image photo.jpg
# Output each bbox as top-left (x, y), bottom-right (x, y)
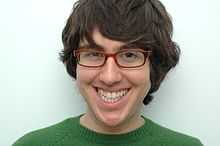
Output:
top-left (80, 51), bottom-right (104, 60)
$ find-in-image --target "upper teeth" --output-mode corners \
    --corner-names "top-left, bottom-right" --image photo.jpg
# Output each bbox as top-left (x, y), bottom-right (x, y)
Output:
top-left (98, 88), bottom-right (128, 103)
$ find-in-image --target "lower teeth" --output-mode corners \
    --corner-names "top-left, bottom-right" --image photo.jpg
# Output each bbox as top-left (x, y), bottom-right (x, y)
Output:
top-left (101, 96), bottom-right (121, 103)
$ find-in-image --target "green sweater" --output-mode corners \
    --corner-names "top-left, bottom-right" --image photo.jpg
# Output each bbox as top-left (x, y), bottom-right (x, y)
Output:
top-left (13, 115), bottom-right (203, 146)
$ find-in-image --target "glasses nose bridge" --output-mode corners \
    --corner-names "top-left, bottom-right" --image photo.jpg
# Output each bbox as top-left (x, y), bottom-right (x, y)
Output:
top-left (104, 53), bottom-right (119, 66)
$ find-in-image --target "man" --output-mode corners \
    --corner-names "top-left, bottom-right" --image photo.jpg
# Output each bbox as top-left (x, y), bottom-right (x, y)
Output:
top-left (13, 0), bottom-right (203, 145)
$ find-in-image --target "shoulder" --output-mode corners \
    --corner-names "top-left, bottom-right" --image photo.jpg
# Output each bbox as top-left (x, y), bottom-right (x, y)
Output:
top-left (143, 116), bottom-right (203, 146)
top-left (12, 116), bottom-right (80, 146)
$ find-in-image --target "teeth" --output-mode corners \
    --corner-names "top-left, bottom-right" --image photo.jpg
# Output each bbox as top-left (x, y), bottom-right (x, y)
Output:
top-left (97, 88), bottom-right (129, 103)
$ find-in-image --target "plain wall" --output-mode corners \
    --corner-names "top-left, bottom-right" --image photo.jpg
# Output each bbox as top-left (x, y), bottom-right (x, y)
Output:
top-left (0, 0), bottom-right (219, 146)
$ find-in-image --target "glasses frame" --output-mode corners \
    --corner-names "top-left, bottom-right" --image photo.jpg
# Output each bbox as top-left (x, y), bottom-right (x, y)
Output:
top-left (73, 48), bottom-right (152, 68)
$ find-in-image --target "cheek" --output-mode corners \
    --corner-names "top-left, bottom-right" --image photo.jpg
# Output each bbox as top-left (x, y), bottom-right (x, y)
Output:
top-left (76, 66), bottom-right (98, 86)
top-left (76, 67), bottom-right (96, 99)
top-left (125, 64), bottom-right (151, 97)
top-left (127, 64), bottom-right (151, 86)
top-left (137, 71), bottom-right (151, 97)
top-left (139, 62), bottom-right (151, 86)
top-left (140, 66), bottom-right (151, 95)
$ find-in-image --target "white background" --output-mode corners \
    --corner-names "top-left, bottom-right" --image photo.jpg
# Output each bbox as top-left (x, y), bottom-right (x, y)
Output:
top-left (0, 0), bottom-right (219, 146)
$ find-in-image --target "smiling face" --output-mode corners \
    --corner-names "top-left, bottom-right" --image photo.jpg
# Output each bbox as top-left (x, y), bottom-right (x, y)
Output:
top-left (76, 28), bottom-right (151, 134)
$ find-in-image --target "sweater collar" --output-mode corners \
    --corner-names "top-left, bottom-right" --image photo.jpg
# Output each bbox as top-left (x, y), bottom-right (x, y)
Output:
top-left (74, 114), bottom-right (151, 144)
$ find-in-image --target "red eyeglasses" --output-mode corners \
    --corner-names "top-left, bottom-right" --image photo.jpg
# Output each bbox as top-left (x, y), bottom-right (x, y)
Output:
top-left (73, 48), bottom-right (151, 68)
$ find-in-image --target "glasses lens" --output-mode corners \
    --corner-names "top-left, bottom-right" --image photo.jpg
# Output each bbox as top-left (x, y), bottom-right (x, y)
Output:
top-left (117, 50), bottom-right (145, 67)
top-left (78, 50), bottom-right (105, 67)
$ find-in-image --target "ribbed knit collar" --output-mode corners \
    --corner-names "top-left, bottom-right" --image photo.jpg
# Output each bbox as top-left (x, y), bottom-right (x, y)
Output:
top-left (72, 115), bottom-right (152, 144)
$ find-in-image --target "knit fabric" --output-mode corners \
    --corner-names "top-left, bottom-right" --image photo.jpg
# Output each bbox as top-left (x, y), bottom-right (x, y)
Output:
top-left (13, 115), bottom-right (203, 146)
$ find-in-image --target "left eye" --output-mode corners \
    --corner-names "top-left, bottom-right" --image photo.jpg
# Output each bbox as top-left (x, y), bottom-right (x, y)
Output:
top-left (120, 51), bottom-right (139, 60)
top-left (123, 52), bottom-right (138, 58)
top-left (117, 50), bottom-right (144, 63)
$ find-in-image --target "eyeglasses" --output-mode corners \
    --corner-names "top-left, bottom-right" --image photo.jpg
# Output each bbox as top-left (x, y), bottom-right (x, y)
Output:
top-left (73, 48), bottom-right (151, 68)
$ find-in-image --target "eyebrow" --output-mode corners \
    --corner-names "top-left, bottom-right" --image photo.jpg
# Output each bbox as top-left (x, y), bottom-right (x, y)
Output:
top-left (79, 43), bottom-right (103, 51)
top-left (79, 42), bottom-right (139, 51)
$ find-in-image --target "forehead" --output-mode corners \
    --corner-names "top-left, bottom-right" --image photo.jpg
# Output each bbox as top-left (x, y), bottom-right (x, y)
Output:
top-left (80, 28), bottom-right (126, 52)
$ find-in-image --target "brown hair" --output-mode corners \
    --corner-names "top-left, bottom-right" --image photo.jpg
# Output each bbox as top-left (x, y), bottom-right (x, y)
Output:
top-left (60, 0), bottom-right (180, 105)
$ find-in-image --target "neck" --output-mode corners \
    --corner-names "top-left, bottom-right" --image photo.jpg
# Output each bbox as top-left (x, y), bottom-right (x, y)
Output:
top-left (80, 112), bottom-right (145, 134)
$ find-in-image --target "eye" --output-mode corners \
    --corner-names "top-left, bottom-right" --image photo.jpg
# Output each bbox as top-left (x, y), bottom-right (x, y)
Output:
top-left (84, 52), bottom-right (102, 57)
top-left (124, 52), bottom-right (138, 58)
top-left (80, 50), bottom-right (104, 60)
top-left (119, 50), bottom-right (140, 61)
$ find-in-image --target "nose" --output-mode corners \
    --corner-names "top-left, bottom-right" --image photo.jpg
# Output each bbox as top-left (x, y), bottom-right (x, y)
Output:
top-left (99, 57), bottom-right (122, 86)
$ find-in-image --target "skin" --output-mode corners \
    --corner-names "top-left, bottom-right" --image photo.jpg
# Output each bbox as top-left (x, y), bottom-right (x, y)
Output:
top-left (76, 28), bottom-right (151, 134)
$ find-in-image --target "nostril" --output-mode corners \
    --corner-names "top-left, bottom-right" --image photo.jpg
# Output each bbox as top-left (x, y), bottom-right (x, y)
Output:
top-left (95, 87), bottom-right (98, 92)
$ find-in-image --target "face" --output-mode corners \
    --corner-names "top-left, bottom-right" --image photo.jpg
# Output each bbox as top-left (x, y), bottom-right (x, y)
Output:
top-left (76, 28), bottom-right (151, 133)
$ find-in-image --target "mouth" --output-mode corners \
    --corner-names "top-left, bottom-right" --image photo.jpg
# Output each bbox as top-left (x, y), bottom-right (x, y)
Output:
top-left (95, 88), bottom-right (130, 104)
